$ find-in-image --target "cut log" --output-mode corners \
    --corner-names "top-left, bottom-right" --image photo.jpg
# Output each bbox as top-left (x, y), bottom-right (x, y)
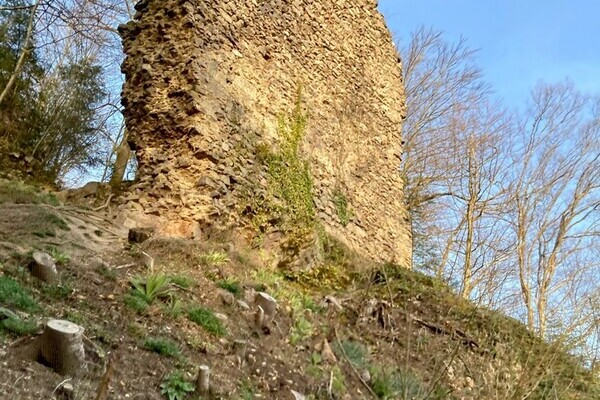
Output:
top-left (255, 292), bottom-right (277, 317)
top-left (39, 320), bottom-right (85, 375)
top-left (196, 365), bottom-right (210, 394)
top-left (28, 251), bottom-right (58, 283)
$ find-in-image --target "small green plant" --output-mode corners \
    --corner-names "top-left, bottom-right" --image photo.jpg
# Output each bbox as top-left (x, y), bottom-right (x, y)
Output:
top-left (129, 272), bottom-right (173, 304)
top-left (96, 264), bottom-right (118, 281)
top-left (265, 90), bottom-right (315, 227)
top-left (331, 365), bottom-right (347, 396)
top-left (123, 293), bottom-right (149, 314)
top-left (143, 337), bottom-right (181, 358)
top-left (332, 188), bottom-right (352, 226)
top-left (160, 370), bottom-right (195, 400)
top-left (199, 250), bottom-right (230, 267)
top-left (170, 275), bottom-right (194, 289)
top-left (44, 212), bottom-right (70, 231)
top-left (239, 379), bottom-right (257, 400)
top-left (187, 306), bottom-right (226, 337)
top-left (41, 283), bottom-right (73, 300)
top-left (288, 291), bottom-right (320, 313)
top-left (163, 296), bottom-right (184, 318)
top-left (217, 278), bottom-right (242, 297)
top-left (333, 340), bottom-right (368, 369)
top-left (251, 268), bottom-right (283, 290)
top-left (370, 367), bottom-right (428, 400)
top-left (0, 276), bottom-right (39, 313)
top-left (64, 311), bottom-right (86, 326)
top-left (0, 317), bottom-right (39, 336)
top-left (290, 314), bottom-right (313, 345)
top-left (50, 248), bottom-right (70, 265)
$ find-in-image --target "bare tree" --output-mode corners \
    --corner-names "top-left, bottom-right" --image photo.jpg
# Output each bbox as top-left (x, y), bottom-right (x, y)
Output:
top-left (399, 28), bottom-right (599, 356)
top-left (505, 82), bottom-right (600, 336)
top-left (399, 27), bottom-right (493, 274)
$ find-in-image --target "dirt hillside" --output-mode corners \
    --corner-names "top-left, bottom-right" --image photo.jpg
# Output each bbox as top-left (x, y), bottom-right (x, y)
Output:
top-left (0, 179), bottom-right (598, 399)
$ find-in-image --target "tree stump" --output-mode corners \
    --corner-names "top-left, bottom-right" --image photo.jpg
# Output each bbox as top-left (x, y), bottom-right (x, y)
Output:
top-left (255, 292), bottom-right (277, 317)
top-left (39, 320), bottom-right (85, 375)
top-left (196, 365), bottom-right (210, 395)
top-left (28, 251), bottom-right (58, 283)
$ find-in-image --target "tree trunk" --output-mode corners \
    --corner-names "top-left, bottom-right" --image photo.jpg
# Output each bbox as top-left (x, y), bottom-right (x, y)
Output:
top-left (39, 320), bottom-right (85, 375)
top-left (0, 1), bottom-right (40, 107)
top-left (109, 134), bottom-right (131, 188)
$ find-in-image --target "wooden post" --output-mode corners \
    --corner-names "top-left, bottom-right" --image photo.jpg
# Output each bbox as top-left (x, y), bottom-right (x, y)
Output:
top-left (39, 320), bottom-right (85, 375)
top-left (233, 339), bottom-right (247, 364)
top-left (254, 305), bottom-right (265, 331)
top-left (28, 251), bottom-right (58, 283)
top-left (196, 365), bottom-right (210, 395)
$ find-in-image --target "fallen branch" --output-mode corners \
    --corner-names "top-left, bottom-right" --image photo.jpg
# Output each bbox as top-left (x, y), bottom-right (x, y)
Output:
top-left (114, 262), bottom-right (136, 270)
top-left (410, 315), bottom-right (479, 349)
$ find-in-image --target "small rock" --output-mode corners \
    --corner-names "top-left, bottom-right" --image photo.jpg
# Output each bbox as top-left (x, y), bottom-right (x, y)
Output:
top-left (236, 300), bottom-right (250, 310)
top-left (218, 290), bottom-right (235, 305)
top-left (465, 376), bottom-right (475, 389)
top-left (214, 313), bottom-right (228, 321)
top-left (360, 369), bottom-right (371, 383)
top-left (290, 390), bottom-right (306, 400)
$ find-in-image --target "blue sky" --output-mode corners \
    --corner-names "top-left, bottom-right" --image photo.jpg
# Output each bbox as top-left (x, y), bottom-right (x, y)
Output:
top-left (378, 0), bottom-right (600, 107)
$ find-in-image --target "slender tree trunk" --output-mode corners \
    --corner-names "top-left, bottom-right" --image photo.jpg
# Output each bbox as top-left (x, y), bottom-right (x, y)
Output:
top-left (109, 132), bottom-right (131, 187)
top-left (0, 0), bottom-right (40, 107)
top-left (461, 141), bottom-right (478, 299)
top-left (517, 210), bottom-right (535, 331)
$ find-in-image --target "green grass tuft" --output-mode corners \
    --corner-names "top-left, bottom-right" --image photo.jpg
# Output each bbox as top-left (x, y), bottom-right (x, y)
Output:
top-left (332, 188), bottom-right (352, 226)
top-left (169, 275), bottom-right (194, 289)
top-left (123, 293), bottom-right (149, 314)
top-left (187, 306), bottom-right (226, 337)
top-left (370, 367), bottom-right (429, 400)
top-left (198, 250), bottom-right (230, 267)
top-left (143, 337), bottom-right (181, 358)
top-left (0, 317), bottom-right (39, 336)
top-left (41, 283), bottom-right (73, 300)
top-left (217, 278), bottom-right (242, 296)
top-left (0, 276), bottom-right (39, 313)
top-left (0, 180), bottom-right (59, 206)
top-left (333, 340), bottom-right (368, 369)
top-left (50, 248), bottom-right (70, 265)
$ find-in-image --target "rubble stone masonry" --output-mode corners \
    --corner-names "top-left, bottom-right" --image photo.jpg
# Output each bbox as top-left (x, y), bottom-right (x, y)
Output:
top-left (119, 0), bottom-right (412, 267)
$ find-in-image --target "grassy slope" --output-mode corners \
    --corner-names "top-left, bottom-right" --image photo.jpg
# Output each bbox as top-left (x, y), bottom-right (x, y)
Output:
top-left (0, 179), bottom-right (598, 400)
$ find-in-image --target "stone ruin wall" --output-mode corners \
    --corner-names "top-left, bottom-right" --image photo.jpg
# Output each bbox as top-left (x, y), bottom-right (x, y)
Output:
top-left (118, 0), bottom-right (412, 267)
